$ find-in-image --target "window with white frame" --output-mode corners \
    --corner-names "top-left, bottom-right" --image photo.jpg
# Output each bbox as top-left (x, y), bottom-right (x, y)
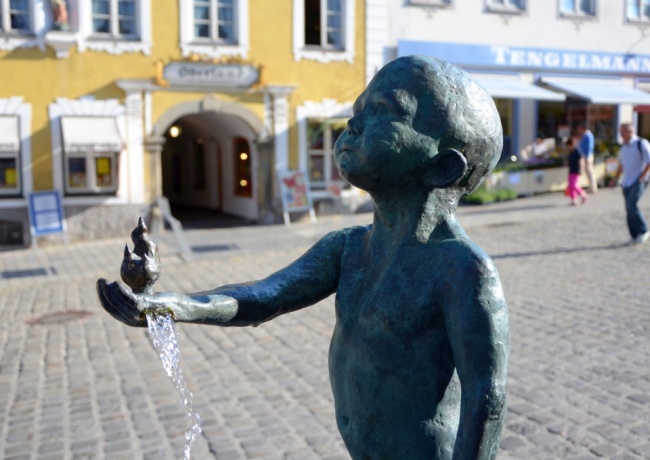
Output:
top-left (0, 0), bottom-right (30, 34)
top-left (627, 0), bottom-right (650, 20)
top-left (293, 0), bottom-right (355, 63)
top-left (91, 0), bottom-right (138, 39)
top-left (560, 0), bottom-right (596, 16)
top-left (193, 0), bottom-right (236, 43)
top-left (61, 117), bottom-right (121, 195)
top-left (407, 0), bottom-right (451, 6)
top-left (0, 116), bottom-right (20, 196)
top-left (179, 0), bottom-right (248, 59)
top-left (304, 0), bottom-right (342, 49)
top-left (64, 151), bottom-right (118, 194)
top-left (487, 0), bottom-right (525, 13)
top-left (307, 119), bottom-right (348, 194)
top-left (78, 0), bottom-right (151, 55)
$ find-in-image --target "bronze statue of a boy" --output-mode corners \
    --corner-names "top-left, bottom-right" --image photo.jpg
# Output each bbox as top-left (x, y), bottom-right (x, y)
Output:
top-left (98, 55), bottom-right (509, 459)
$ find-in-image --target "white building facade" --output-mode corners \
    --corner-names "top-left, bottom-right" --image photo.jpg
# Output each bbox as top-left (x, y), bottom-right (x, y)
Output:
top-left (366, 0), bottom-right (650, 159)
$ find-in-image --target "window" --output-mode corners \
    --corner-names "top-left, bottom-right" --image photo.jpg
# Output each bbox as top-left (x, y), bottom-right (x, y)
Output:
top-left (304, 0), bottom-right (342, 48)
top-left (179, 0), bottom-right (249, 59)
top-left (307, 119), bottom-right (347, 193)
top-left (560, 0), bottom-right (596, 16)
top-left (193, 0), bottom-right (235, 43)
top-left (233, 137), bottom-right (252, 198)
top-left (91, 0), bottom-right (137, 38)
top-left (487, 0), bottom-right (525, 13)
top-left (627, 0), bottom-right (650, 20)
top-left (0, 116), bottom-right (20, 196)
top-left (78, 0), bottom-right (152, 55)
top-left (408, 0), bottom-right (451, 6)
top-left (65, 153), bottom-right (117, 194)
top-left (0, 0), bottom-right (30, 34)
top-left (60, 116), bottom-right (121, 195)
top-left (293, 0), bottom-right (355, 63)
top-left (194, 138), bottom-right (206, 190)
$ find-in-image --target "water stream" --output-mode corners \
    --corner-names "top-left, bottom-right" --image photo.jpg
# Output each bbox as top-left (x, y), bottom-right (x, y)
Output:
top-left (146, 312), bottom-right (202, 460)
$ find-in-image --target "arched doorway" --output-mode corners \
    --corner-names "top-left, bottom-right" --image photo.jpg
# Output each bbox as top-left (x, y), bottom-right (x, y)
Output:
top-left (153, 97), bottom-right (264, 227)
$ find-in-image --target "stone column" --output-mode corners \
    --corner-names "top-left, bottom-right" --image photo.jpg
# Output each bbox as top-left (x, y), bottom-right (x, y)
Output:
top-left (144, 135), bottom-right (166, 233)
top-left (265, 85), bottom-right (296, 172)
top-left (263, 85), bottom-right (296, 221)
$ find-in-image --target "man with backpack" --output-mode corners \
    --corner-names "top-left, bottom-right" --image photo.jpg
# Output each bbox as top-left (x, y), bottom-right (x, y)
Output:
top-left (610, 123), bottom-right (650, 245)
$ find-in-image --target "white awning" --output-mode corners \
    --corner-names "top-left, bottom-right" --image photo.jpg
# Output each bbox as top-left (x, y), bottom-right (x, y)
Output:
top-left (0, 116), bottom-right (19, 153)
top-left (540, 78), bottom-right (650, 105)
top-left (61, 117), bottom-right (123, 153)
top-left (472, 77), bottom-right (566, 101)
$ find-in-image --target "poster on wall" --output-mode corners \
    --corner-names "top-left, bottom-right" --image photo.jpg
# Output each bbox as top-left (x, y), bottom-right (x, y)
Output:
top-left (278, 170), bottom-right (316, 225)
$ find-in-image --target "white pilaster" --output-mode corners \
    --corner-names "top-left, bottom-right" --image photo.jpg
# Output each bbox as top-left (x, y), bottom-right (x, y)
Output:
top-left (266, 85), bottom-right (296, 172)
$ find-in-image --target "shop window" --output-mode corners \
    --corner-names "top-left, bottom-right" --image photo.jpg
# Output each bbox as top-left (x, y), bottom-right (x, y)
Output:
top-left (494, 98), bottom-right (513, 162)
top-left (64, 152), bottom-right (117, 194)
top-left (293, 0), bottom-right (355, 63)
top-left (0, 116), bottom-right (20, 196)
top-left (560, 0), bottom-right (596, 17)
top-left (626, 0), bottom-right (650, 21)
top-left (194, 138), bottom-right (206, 190)
top-left (307, 119), bottom-right (347, 193)
top-left (233, 137), bottom-right (252, 198)
top-left (180, 0), bottom-right (248, 58)
top-left (60, 116), bottom-right (121, 196)
top-left (486, 0), bottom-right (525, 13)
top-left (0, 0), bottom-right (30, 33)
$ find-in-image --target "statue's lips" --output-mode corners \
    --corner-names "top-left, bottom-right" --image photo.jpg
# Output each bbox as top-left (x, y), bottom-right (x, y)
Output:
top-left (335, 148), bottom-right (354, 167)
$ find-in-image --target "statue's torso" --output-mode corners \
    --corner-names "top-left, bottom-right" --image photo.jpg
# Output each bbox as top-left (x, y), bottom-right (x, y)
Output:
top-left (328, 226), bottom-right (461, 459)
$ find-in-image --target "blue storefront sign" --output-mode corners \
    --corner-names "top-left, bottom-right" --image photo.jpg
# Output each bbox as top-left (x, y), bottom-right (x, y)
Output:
top-left (398, 40), bottom-right (650, 75)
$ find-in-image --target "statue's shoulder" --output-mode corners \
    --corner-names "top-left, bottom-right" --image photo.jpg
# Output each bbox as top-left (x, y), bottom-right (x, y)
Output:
top-left (315, 225), bottom-right (371, 256)
top-left (433, 236), bottom-right (498, 277)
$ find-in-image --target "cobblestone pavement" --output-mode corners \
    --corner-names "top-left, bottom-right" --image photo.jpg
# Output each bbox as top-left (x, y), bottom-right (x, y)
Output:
top-left (0, 187), bottom-right (649, 459)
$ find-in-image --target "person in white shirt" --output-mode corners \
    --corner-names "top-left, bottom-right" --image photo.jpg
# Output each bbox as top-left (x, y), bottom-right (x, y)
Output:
top-left (610, 123), bottom-right (650, 244)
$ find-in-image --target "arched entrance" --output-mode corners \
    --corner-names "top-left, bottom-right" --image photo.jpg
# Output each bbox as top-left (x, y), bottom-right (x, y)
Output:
top-left (153, 96), bottom-right (264, 226)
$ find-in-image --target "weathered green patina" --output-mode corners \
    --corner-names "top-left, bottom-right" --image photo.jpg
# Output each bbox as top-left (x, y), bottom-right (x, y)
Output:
top-left (98, 55), bottom-right (509, 459)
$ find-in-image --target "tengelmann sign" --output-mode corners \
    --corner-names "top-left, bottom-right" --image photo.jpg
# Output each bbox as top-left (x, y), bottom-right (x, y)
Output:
top-left (398, 40), bottom-right (650, 75)
top-left (163, 62), bottom-right (260, 88)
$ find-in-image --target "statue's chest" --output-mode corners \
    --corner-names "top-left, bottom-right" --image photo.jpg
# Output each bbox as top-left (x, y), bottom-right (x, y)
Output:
top-left (335, 253), bottom-right (441, 336)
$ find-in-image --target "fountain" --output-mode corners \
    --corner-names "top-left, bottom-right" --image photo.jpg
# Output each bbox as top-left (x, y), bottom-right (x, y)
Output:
top-left (121, 218), bottom-right (201, 460)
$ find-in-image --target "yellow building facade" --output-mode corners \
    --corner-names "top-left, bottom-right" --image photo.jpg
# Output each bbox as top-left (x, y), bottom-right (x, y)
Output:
top-left (0, 0), bottom-right (366, 245)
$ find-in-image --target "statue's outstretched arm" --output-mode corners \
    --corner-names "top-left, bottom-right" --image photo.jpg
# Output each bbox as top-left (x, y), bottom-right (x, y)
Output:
top-left (98, 228), bottom-right (345, 328)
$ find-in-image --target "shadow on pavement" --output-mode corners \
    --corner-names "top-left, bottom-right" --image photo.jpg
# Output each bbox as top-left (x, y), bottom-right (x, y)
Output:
top-left (491, 242), bottom-right (629, 260)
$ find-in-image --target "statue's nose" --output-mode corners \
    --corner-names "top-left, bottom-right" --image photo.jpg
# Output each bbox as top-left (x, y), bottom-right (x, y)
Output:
top-left (347, 115), bottom-right (362, 135)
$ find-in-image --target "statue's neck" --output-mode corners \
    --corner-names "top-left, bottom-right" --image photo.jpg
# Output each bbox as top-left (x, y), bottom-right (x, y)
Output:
top-left (370, 190), bottom-right (460, 245)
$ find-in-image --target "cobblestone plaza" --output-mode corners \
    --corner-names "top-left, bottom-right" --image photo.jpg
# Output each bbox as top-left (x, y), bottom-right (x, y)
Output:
top-left (0, 188), bottom-right (649, 459)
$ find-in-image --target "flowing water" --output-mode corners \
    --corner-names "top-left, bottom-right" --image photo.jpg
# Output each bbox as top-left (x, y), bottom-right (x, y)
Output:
top-left (146, 312), bottom-right (202, 460)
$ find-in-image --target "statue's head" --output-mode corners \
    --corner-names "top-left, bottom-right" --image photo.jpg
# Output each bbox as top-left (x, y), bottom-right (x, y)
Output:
top-left (335, 55), bottom-right (503, 200)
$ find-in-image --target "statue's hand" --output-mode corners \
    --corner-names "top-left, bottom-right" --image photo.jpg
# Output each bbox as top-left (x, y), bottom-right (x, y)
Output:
top-left (96, 278), bottom-right (180, 327)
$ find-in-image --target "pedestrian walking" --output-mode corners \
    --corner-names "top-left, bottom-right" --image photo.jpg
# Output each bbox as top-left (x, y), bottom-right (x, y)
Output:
top-left (565, 137), bottom-right (588, 206)
top-left (609, 123), bottom-right (650, 244)
top-left (577, 123), bottom-right (598, 194)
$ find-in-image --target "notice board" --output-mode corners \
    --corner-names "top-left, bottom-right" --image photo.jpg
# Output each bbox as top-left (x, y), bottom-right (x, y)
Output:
top-left (28, 190), bottom-right (67, 244)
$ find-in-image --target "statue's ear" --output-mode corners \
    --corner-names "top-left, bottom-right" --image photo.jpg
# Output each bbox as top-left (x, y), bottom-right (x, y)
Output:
top-left (422, 148), bottom-right (468, 190)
